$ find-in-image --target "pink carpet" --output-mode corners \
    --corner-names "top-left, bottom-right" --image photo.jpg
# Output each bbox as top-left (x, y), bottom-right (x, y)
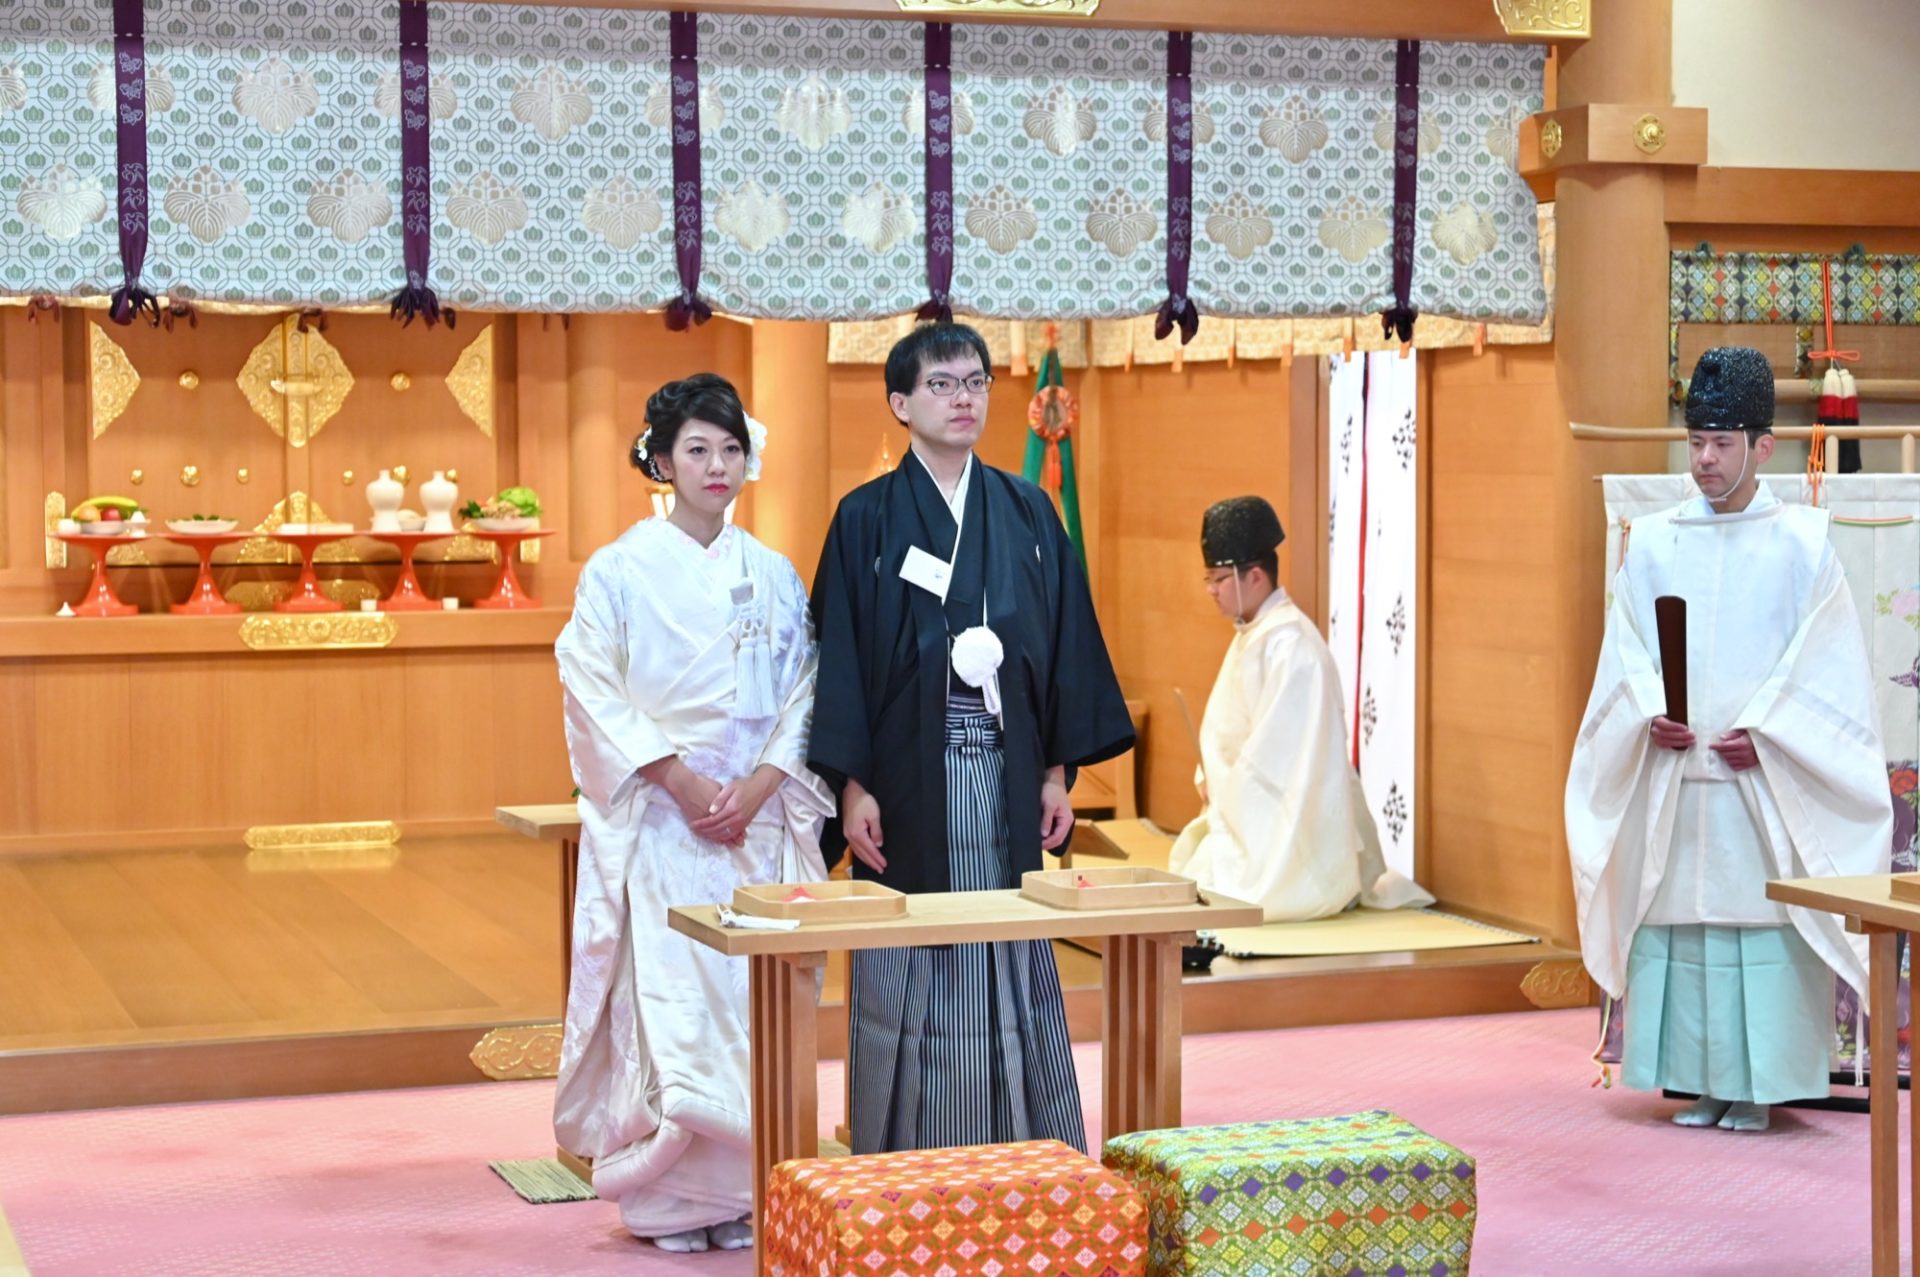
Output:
top-left (0, 1009), bottom-right (1893, 1275)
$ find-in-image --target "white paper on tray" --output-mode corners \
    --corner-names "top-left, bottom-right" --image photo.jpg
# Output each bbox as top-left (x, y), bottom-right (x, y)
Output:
top-left (717, 905), bottom-right (802, 932)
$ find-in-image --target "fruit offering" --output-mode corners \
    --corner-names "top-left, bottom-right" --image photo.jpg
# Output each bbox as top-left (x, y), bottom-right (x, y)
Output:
top-left (72, 495), bottom-right (143, 525)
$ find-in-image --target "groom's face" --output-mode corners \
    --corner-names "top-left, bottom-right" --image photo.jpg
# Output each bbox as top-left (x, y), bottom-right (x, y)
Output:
top-left (890, 353), bottom-right (990, 454)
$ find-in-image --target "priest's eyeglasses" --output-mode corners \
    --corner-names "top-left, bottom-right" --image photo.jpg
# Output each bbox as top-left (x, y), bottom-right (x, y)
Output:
top-left (1203, 566), bottom-right (1244, 587)
top-left (920, 373), bottom-right (994, 397)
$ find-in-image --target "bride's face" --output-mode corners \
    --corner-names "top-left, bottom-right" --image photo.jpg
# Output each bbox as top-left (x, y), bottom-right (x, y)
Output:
top-left (656, 418), bottom-right (747, 516)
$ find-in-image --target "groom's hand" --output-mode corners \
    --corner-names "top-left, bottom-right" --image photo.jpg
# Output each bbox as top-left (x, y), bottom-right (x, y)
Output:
top-left (843, 778), bottom-right (887, 873)
top-left (1040, 768), bottom-right (1074, 852)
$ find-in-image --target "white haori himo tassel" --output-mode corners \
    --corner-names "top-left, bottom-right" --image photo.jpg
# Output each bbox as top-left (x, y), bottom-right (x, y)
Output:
top-left (732, 592), bottom-right (778, 719)
top-left (952, 624), bottom-right (1004, 721)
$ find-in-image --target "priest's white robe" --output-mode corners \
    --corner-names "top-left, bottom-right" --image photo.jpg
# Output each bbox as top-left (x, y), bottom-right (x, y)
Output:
top-left (553, 520), bottom-right (831, 1237)
top-left (1566, 486), bottom-right (1891, 1093)
top-left (1170, 590), bottom-right (1434, 922)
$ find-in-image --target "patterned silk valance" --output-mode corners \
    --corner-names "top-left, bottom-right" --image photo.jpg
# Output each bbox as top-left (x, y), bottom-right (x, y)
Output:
top-left (1, 3), bottom-right (1546, 325)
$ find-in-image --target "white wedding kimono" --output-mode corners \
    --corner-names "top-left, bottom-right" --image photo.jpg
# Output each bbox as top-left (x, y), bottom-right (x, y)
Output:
top-left (553, 519), bottom-right (831, 1237)
top-left (1566, 486), bottom-right (1891, 1099)
top-left (1170, 590), bottom-right (1433, 923)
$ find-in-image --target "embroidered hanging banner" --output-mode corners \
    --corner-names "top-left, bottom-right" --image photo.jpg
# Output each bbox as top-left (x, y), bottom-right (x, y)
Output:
top-left (1153, 30), bottom-right (1197, 344)
top-left (1381, 39), bottom-right (1419, 342)
top-left (390, 0), bottom-right (448, 327)
top-left (106, 0), bottom-right (157, 325)
top-left (665, 11), bottom-right (710, 329)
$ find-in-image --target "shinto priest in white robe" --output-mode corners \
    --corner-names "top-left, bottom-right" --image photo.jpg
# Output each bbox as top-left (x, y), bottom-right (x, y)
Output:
top-left (1566, 483), bottom-right (1891, 1100)
top-left (553, 519), bottom-right (831, 1235)
top-left (1170, 588), bottom-right (1433, 922)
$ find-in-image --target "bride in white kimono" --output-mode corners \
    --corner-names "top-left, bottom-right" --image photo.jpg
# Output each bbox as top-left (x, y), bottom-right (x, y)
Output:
top-left (553, 373), bottom-right (831, 1253)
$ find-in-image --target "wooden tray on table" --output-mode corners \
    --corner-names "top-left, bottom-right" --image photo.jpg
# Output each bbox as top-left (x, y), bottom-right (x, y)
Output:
top-left (1021, 866), bottom-right (1197, 911)
top-left (732, 880), bottom-right (906, 923)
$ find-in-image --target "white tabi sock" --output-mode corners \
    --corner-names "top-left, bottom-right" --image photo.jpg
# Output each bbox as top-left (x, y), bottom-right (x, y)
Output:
top-left (651, 1227), bottom-right (710, 1253)
top-left (1717, 1101), bottom-right (1771, 1132)
top-left (1672, 1096), bottom-right (1732, 1128)
top-left (707, 1218), bottom-right (753, 1250)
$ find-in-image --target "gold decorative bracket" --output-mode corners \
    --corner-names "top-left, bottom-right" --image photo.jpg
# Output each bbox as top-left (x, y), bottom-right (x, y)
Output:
top-left (1492, 0), bottom-right (1590, 38)
top-left (1520, 105), bottom-right (1708, 174)
top-left (446, 324), bottom-right (495, 437)
top-left (88, 323), bottom-right (140, 437)
top-left (1520, 960), bottom-right (1594, 1009)
top-left (45, 491), bottom-right (66, 568)
top-left (471, 1024), bottom-right (564, 1080)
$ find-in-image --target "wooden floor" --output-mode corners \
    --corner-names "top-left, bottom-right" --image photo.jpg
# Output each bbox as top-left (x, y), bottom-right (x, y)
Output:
top-left (1, 832), bottom-right (1576, 1114)
top-left (0, 835), bottom-right (563, 1053)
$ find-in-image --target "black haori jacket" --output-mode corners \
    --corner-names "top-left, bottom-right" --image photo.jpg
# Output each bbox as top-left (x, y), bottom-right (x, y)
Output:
top-left (807, 455), bottom-right (1134, 895)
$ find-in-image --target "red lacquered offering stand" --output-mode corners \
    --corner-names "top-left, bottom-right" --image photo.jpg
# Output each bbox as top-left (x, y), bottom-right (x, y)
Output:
top-left (57, 531), bottom-right (143, 617)
top-left (159, 530), bottom-right (255, 615)
top-left (365, 529), bottom-right (453, 611)
top-left (269, 530), bottom-right (358, 613)
top-left (468, 528), bottom-right (555, 610)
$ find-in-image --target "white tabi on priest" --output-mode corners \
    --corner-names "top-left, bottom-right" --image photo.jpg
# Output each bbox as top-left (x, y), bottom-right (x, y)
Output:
top-left (1170, 496), bottom-right (1433, 923)
top-left (552, 375), bottom-right (832, 1250)
top-left (1566, 346), bottom-right (1893, 1132)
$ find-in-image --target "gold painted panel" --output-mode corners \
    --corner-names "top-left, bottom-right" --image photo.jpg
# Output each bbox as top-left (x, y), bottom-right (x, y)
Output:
top-left (469, 1025), bottom-right (563, 1081)
top-left (238, 613), bottom-right (398, 650)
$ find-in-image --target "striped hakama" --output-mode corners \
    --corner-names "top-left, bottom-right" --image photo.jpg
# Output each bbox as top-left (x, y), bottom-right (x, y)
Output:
top-left (847, 692), bottom-right (1087, 1154)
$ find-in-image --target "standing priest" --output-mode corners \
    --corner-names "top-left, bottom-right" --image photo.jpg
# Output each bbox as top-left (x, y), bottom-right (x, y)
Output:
top-left (1170, 496), bottom-right (1433, 922)
top-left (807, 322), bottom-right (1135, 1155)
top-left (1566, 345), bottom-right (1891, 1132)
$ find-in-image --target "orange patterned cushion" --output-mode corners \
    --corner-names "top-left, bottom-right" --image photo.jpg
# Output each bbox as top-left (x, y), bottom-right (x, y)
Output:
top-left (766, 1139), bottom-right (1148, 1277)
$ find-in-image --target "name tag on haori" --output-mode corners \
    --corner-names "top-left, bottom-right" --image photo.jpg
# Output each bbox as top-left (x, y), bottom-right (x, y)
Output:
top-left (899, 545), bottom-right (952, 601)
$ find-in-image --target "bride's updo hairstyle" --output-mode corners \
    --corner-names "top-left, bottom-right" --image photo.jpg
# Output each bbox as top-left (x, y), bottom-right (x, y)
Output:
top-left (631, 373), bottom-right (752, 482)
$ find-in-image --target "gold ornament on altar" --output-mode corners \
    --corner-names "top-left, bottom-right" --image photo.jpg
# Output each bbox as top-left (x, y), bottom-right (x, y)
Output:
top-left (446, 324), bottom-right (495, 437)
top-left (178, 370), bottom-right (200, 390)
top-left (392, 464), bottom-right (410, 486)
top-left (130, 469), bottom-right (144, 485)
top-left (342, 469), bottom-right (355, 486)
top-left (88, 322), bottom-right (139, 437)
top-left (1540, 118), bottom-right (1563, 159)
top-left (238, 314), bottom-right (355, 447)
top-left (1633, 114), bottom-right (1667, 155)
top-left (239, 614), bottom-right (398, 651)
top-left (237, 467), bottom-right (251, 484)
top-left (1491, 0), bottom-right (1590, 38)
top-left (390, 372), bottom-right (412, 392)
top-left (181, 464), bottom-right (201, 487)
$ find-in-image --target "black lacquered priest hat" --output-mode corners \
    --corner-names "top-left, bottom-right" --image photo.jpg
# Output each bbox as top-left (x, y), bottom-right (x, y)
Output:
top-left (1201, 496), bottom-right (1286, 568)
top-left (1685, 346), bottom-right (1775, 431)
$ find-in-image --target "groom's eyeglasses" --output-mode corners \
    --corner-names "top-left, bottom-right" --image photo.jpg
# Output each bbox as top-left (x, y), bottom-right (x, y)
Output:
top-left (920, 373), bottom-right (994, 397)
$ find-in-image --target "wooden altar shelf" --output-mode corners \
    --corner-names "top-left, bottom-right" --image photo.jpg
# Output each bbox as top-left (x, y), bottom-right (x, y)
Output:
top-left (0, 608), bottom-right (567, 658)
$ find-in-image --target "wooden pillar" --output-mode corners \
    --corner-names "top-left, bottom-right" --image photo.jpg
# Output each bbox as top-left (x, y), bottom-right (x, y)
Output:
top-left (746, 320), bottom-right (831, 578)
top-left (1552, 0), bottom-right (1674, 433)
top-left (566, 315), bottom-right (622, 555)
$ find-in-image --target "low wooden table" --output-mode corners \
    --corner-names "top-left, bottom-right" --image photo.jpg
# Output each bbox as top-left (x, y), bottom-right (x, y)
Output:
top-left (495, 803), bottom-right (582, 1002)
top-left (1767, 874), bottom-right (1918, 1277)
top-left (669, 887), bottom-right (1261, 1276)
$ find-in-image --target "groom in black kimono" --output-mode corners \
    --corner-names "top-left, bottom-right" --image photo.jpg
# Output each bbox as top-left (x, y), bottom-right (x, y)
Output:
top-left (808, 322), bottom-right (1134, 1154)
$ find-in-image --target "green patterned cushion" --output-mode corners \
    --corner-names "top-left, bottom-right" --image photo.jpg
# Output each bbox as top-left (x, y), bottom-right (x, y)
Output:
top-left (1103, 1110), bottom-right (1476, 1277)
